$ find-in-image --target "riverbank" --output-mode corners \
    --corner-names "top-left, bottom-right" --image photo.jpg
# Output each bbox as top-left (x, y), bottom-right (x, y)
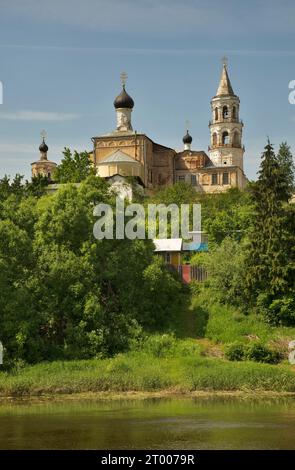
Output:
top-left (2, 389), bottom-right (295, 404)
top-left (2, 299), bottom-right (295, 399)
top-left (1, 341), bottom-right (295, 398)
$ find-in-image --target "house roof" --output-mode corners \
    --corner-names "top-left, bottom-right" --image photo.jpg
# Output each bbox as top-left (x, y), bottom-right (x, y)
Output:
top-left (98, 149), bottom-right (141, 165)
top-left (153, 238), bottom-right (182, 252)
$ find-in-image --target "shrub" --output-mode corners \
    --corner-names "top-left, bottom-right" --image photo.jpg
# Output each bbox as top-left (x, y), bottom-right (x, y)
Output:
top-left (225, 342), bottom-right (246, 361)
top-left (245, 342), bottom-right (281, 364)
top-left (142, 334), bottom-right (177, 358)
top-left (267, 297), bottom-right (295, 326)
top-left (225, 341), bottom-right (282, 364)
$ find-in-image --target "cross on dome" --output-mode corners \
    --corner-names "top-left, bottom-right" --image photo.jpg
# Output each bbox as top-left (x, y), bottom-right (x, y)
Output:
top-left (120, 72), bottom-right (128, 88)
top-left (222, 56), bottom-right (228, 68)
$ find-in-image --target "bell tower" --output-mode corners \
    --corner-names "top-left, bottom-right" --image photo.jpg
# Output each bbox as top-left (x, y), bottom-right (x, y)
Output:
top-left (209, 58), bottom-right (244, 170)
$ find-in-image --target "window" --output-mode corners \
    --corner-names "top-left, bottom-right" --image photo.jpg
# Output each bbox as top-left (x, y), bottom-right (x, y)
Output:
top-left (178, 175), bottom-right (185, 182)
top-left (222, 131), bottom-right (229, 145)
top-left (223, 172), bottom-right (229, 185)
top-left (212, 132), bottom-right (217, 146)
top-left (222, 106), bottom-right (228, 119)
top-left (232, 106), bottom-right (236, 119)
top-left (148, 170), bottom-right (153, 183)
top-left (211, 173), bottom-right (218, 185)
top-left (191, 174), bottom-right (197, 186)
top-left (214, 107), bottom-right (218, 121)
top-left (233, 131), bottom-right (240, 147)
top-left (164, 253), bottom-right (171, 264)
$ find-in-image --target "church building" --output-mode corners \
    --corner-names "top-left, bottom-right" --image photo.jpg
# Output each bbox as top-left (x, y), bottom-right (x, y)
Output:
top-left (31, 61), bottom-right (247, 192)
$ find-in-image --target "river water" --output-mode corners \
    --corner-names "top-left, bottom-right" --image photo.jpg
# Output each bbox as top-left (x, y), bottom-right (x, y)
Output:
top-left (0, 396), bottom-right (295, 449)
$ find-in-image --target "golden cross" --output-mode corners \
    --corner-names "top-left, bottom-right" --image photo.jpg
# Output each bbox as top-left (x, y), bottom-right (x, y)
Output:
top-left (40, 129), bottom-right (47, 141)
top-left (120, 71), bottom-right (128, 87)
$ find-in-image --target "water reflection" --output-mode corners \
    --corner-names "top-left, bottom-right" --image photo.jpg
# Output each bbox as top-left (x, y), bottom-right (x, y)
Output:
top-left (0, 396), bottom-right (294, 449)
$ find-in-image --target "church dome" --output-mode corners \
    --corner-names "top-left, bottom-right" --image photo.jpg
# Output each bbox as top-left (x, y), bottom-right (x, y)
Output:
top-left (114, 85), bottom-right (134, 109)
top-left (183, 130), bottom-right (192, 144)
top-left (39, 139), bottom-right (48, 153)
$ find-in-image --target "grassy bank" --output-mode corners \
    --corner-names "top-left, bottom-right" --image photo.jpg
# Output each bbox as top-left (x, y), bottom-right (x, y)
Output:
top-left (0, 338), bottom-right (295, 397)
top-left (1, 296), bottom-right (295, 399)
top-left (190, 292), bottom-right (295, 351)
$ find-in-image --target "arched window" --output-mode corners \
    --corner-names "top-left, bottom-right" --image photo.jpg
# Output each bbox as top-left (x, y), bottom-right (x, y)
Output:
top-left (233, 131), bottom-right (240, 147)
top-left (212, 132), bottom-right (218, 146)
top-left (222, 131), bottom-right (229, 145)
top-left (222, 106), bottom-right (228, 119)
top-left (232, 106), bottom-right (236, 119)
top-left (214, 107), bottom-right (218, 121)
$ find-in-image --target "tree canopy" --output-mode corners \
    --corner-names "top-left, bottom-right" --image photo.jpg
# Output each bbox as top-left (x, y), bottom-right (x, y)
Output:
top-left (53, 148), bottom-right (96, 183)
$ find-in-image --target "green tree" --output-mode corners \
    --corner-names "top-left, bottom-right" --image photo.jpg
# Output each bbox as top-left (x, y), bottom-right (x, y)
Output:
top-left (244, 141), bottom-right (295, 321)
top-left (193, 237), bottom-right (245, 305)
top-left (26, 174), bottom-right (50, 197)
top-left (0, 175), bottom-right (182, 363)
top-left (277, 142), bottom-right (295, 196)
top-left (53, 148), bottom-right (96, 183)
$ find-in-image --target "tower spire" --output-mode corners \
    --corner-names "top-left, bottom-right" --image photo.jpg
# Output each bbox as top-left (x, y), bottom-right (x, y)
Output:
top-left (216, 57), bottom-right (234, 96)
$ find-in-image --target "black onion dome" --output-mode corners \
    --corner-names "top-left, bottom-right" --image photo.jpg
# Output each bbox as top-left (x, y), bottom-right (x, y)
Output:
top-left (114, 85), bottom-right (134, 109)
top-left (183, 130), bottom-right (192, 144)
top-left (39, 139), bottom-right (48, 153)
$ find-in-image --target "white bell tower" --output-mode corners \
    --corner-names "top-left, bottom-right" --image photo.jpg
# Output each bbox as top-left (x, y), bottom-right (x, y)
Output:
top-left (209, 58), bottom-right (244, 170)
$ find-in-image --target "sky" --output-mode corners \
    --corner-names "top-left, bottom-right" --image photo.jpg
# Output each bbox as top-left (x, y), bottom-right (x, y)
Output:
top-left (0, 0), bottom-right (295, 180)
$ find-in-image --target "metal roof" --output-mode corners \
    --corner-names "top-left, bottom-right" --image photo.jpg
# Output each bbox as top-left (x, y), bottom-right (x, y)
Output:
top-left (153, 238), bottom-right (183, 252)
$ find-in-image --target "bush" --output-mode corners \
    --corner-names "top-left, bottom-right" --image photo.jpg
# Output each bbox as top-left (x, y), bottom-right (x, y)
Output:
top-left (257, 293), bottom-right (295, 327)
top-left (225, 341), bottom-right (282, 364)
top-left (267, 297), bottom-right (295, 326)
top-left (141, 334), bottom-right (177, 358)
top-left (245, 342), bottom-right (281, 364)
top-left (225, 342), bottom-right (246, 361)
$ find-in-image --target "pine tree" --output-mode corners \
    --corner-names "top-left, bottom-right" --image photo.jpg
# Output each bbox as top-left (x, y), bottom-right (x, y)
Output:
top-left (244, 140), bottom-right (295, 304)
top-left (277, 142), bottom-right (295, 197)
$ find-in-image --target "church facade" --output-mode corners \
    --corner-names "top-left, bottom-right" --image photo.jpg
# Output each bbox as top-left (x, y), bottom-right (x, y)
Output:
top-left (32, 61), bottom-right (247, 193)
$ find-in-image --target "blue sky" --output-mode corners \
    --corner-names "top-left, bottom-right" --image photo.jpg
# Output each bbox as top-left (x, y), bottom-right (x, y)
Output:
top-left (0, 0), bottom-right (295, 180)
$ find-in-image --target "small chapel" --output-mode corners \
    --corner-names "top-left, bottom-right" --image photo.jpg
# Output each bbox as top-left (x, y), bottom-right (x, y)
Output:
top-left (31, 60), bottom-right (247, 193)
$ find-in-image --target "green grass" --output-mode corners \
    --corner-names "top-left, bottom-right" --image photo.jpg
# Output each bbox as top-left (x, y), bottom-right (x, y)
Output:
top-left (1, 293), bottom-right (295, 398)
top-left (0, 337), bottom-right (295, 397)
top-left (190, 294), bottom-right (295, 346)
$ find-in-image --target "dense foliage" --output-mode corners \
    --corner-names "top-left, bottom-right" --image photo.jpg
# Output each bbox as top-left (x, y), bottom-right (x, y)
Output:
top-left (0, 138), bottom-right (294, 367)
top-left (0, 176), bottom-right (182, 364)
top-left (53, 148), bottom-right (96, 183)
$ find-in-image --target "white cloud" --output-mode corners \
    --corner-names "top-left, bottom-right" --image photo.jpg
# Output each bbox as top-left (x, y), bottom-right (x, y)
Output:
top-left (0, 110), bottom-right (80, 122)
